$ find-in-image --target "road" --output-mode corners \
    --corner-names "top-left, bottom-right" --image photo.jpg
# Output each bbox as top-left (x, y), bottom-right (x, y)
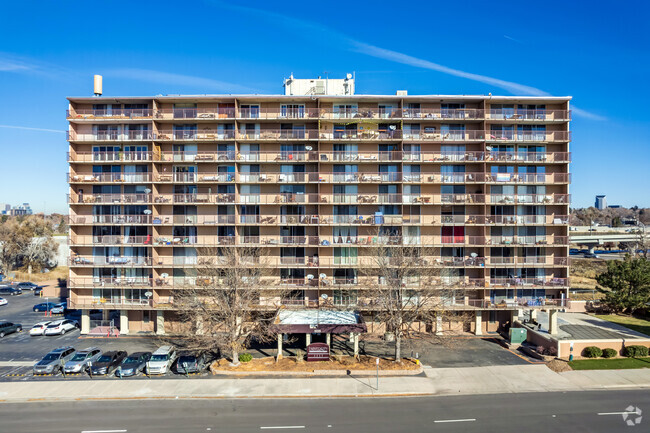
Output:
top-left (0, 390), bottom-right (647, 432)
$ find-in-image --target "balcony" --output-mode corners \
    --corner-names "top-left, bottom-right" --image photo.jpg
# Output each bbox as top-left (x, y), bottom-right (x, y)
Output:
top-left (238, 129), bottom-right (319, 141)
top-left (402, 130), bottom-right (485, 142)
top-left (486, 109), bottom-right (571, 121)
top-left (237, 194), bottom-right (321, 205)
top-left (237, 107), bottom-right (320, 119)
top-left (68, 151), bottom-right (153, 163)
top-left (70, 235), bottom-right (152, 246)
top-left (320, 108), bottom-right (485, 120)
top-left (67, 108), bottom-right (153, 119)
top-left (153, 193), bottom-right (234, 204)
top-left (69, 173), bottom-right (152, 183)
top-left (154, 130), bottom-right (235, 141)
top-left (488, 277), bottom-right (568, 288)
top-left (487, 130), bottom-right (571, 142)
top-left (69, 215), bottom-right (152, 225)
top-left (487, 256), bottom-right (568, 266)
top-left (68, 277), bottom-right (152, 288)
top-left (154, 107), bottom-right (235, 119)
top-left (68, 297), bottom-right (159, 310)
top-left (155, 173), bottom-right (235, 183)
top-left (69, 193), bottom-right (152, 204)
top-left (319, 130), bottom-right (402, 141)
top-left (489, 194), bottom-right (570, 205)
top-left (485, 173), bottom-right (570, 184)
top-left (70, 256), bottom-right (152, 266)
top-left (485, 151), bottom-right (571, 163)
top-left (67, 131), bottom-right (154, 142)
top-left (486, 236), bottom-right (569, 246)
top-left (401, 151), bottom-right (486, 162)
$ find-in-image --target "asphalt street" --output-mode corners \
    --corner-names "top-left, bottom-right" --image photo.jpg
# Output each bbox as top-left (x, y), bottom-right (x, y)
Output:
top-left (0, 390), bottom-right (647, 433)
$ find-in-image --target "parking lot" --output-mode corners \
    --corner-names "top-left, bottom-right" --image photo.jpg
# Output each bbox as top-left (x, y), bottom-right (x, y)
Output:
top-left (1, 290), bottom-right (537, 382)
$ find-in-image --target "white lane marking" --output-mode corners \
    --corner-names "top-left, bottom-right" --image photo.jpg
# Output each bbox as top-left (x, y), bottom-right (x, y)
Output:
top-left (598, 412), bottom-right (638, 416)
top-left (260, 427), bottom-right (305, 430)
top-left (81, 430), bottom-right (127, 433)
top-left (434, 419), bottom-right (476, 423)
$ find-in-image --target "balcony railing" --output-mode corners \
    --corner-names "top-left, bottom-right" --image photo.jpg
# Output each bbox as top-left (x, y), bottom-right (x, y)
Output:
top-left (489, 194), bottom-right (570, 205)
top-left (154, 108), bottom-right (236, 119)
top-left (486, 109), bottom-right (570, 121)
top-left (319, 130), bottom-right (402, 140)
top-left (154, 130), bottom-right (235, 141)
top-left (69, 277), bottom-right (152, 288)
top-left (485, 173), bottom-right (570, 184)
top-left (69, 193), bottom-right (152, 204)
top-left (67, 131), bottom-right (154, 141)
top-left (69, 173), bottom-right (152, 183)
top-left (487, 130), bottom-right (571, 142)
top-left (488, 277), bottom-right (568, 287)
top-left (402, 130), bottom-right (485, 142)
top-left (68, 151), bottom-right (153, 163)
top-left (485, 151), bottom-right (571, 163)
top-left (70, 235), bottom-right (152, 246)
top-left (69, 214), bottom-right (152, 225)
top-left (237, 129), bottom-right (320, 140)
top-left (70, 256), bottom-right (152, 266)
top-left (237, 107), bottom-right (320, 119)
top-left (67, 109), bottom-right (153, 119)
top-left (156, 150), bottom-right (238, 162)
top-left (487, 256), bottom-right (568, 266)
top-left (486, 236), bottom-right (568, 246)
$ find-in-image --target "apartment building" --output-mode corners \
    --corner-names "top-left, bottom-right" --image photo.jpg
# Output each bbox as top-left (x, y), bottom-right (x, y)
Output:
top-left (67, 75), bottom-right (571, 336)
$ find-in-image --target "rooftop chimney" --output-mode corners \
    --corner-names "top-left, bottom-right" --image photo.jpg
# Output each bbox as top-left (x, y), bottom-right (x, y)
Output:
top-left (93, 75), bottom-right (103, 97)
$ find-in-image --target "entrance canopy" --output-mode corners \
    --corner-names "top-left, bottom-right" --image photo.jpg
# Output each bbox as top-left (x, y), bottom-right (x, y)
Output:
top-left (273, 310), bottom-right (367, 334)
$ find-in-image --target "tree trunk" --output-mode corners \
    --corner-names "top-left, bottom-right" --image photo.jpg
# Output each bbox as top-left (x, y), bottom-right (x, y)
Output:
top-left (395, 332), bottom-right (402, 363)
top-left (231, 315), bottom-right (243, 365)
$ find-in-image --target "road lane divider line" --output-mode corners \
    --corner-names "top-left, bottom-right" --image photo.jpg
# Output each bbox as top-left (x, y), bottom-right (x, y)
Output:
top-left (434, 419), bottom-right (476, 423)
top-left (260, 427), bottom-right (306, 430)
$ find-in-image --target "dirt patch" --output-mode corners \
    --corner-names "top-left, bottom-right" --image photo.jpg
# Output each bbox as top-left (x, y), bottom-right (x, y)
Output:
top-left (546, 358), bottom-right (573, 373)
top-left (211, 356), bottom-right (420, 373)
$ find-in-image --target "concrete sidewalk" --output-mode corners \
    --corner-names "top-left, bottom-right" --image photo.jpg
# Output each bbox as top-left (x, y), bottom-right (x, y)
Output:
top-left (1, 365), bottom-right (649, 402)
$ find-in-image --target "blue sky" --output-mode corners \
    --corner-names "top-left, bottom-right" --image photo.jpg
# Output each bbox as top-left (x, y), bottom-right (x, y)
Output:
top-left (0, 0), bottom-right (648, 213)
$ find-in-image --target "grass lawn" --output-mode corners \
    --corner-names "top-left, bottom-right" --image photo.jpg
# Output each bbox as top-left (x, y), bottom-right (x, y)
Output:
top-left (569, 357), bottom-right (650, 370)
top-left (595, 314), bottom-right (650, 337)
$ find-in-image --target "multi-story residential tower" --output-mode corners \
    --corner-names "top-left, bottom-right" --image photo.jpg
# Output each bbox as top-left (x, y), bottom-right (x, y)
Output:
top-left (67, 76), bottom-right (571, 335)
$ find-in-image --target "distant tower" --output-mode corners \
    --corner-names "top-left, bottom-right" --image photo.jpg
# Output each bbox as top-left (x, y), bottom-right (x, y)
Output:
top-left (595, 195), bottom-right (607, 210)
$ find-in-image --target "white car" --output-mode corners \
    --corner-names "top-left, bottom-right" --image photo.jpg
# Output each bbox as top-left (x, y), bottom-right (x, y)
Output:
top-left (0, 297), bottom-right (7, 306)
top-left (50, 303), bottom-right (67, 314)
top-left (30, 321), bottom-right (52, 336)
top-left (43, 319), bottom-right (79, 336)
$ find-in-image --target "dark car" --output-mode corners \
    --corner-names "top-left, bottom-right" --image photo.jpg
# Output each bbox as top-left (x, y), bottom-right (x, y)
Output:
top-left (175, 353), bottom-right (208, 374)
top-left (0, 321), bottom-right (23, 338)
top-left (16, 282), bottom-right (43, 291)
top-left (115, 352), bottom-right (152, 377)
top-left (0, 286), bottom-right (22, 296)
top-left (33, 302), bottom-right (58, 312)
top-left (89, 350), bottom-right (127, 375)
top-left (34, 287), bottom-right (43, 296)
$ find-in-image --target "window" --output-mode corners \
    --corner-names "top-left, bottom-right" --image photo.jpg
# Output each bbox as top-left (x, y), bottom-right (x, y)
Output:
top-left (281, 104), bottom-right (305, 118)
top-left (441, 103), bottom-right (465, 119)
top-left (173, 103), bottom-right (197, 119)
top-left (240, 104), bottom-right (260, 119)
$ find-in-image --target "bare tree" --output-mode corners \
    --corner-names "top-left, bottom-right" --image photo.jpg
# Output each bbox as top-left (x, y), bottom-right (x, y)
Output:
top-left (0, 219), bottom-right (33, 275)
top-left (361, 237), bottom-right (470, 362)
top-left (172, 246), bottom-right (287, 365)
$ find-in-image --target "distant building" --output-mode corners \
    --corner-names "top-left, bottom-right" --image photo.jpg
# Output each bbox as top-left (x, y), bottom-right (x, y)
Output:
top-left (607, 205), bottom-right (621, 209)
top-left (595, 195), bottom-right (607, 210)
top-left (0, 203), bottom-right (9, 215)
top-left (9, 203), bottom-right (33, 216)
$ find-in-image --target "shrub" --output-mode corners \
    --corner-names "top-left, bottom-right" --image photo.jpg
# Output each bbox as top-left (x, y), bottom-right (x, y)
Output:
top-left (602, 348), bottom-right (618, 358)
top-left (546, 346), bottom-right (558, 357)
top-left (238, 353), bottom-right (253, 363)
top-left (623, 345), bottom-right (649, 358)
top-left (295, 349), bottom-right (305, 363)
top-left (582, 346), bottom-right (603, 358)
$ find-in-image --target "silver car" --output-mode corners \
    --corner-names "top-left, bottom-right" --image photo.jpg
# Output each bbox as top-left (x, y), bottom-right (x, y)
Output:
top-left (33, 346), bottom-right (76, 375)
top-left (63, 347), bottom-right (102, 374)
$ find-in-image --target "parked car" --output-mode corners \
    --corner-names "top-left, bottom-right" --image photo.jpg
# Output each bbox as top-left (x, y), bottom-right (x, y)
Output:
top-left (115, 352), bottom-right (152, 377)
top-left (63, 347), bottom-right (102, 374)
top-left (50, 302), bottom-right (68, 314)
top-left (29, 321), bottom-right (52, 336)
top-left (33, 346), bottom-right (76, 375)
top-left (16, 282), bottom-right (43, 291)
top-left (175, 352), bottom-right (207, 374)
top-left (89, 351), bottom-right (127, 376)
top-left (146, 346), bottom-right (176, 375)
top-left (583, 252), bottom-right (600, 259)
top-left (0, 321), bottom-right (22, 338)
top-left (0, 297), bottom-right (7, 306)
top-left (43, 319), bottom-right (79, 336)
top-left (0, 286), bottom-right (22, 296)
top-left (33, 287), bottom-right (43, 297)
top-left (33, 302), bottom-right (58, 312)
